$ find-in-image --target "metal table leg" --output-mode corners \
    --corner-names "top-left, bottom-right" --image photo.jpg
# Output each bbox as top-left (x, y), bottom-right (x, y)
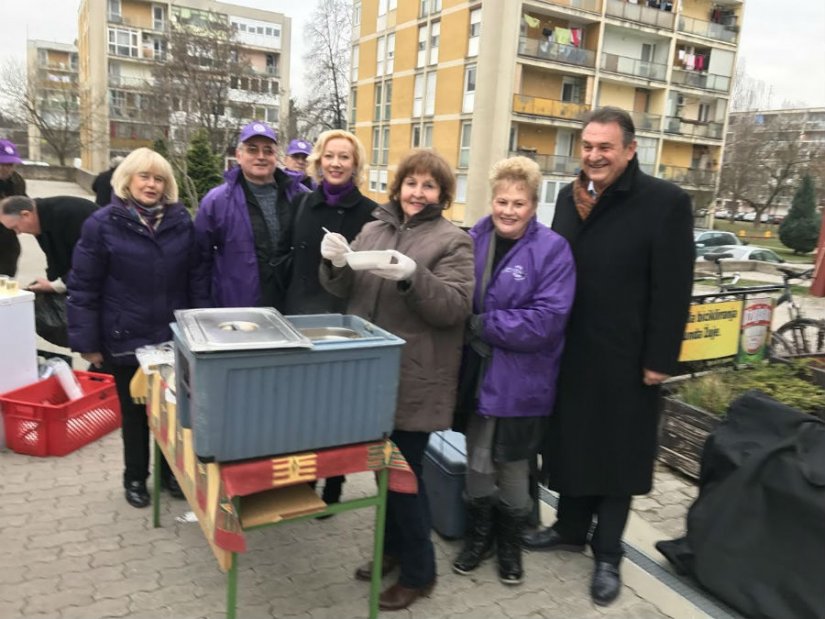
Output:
top-left (152, 439), bottom-right (161, 528)
top-left (369, 466), bottom-right (389, 619)
top-left (227, 551), bottom-right (238, 619)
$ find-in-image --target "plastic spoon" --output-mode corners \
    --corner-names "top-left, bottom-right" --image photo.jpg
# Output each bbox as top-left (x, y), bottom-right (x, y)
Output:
top-left (321, 227), bottom-right (353, 253)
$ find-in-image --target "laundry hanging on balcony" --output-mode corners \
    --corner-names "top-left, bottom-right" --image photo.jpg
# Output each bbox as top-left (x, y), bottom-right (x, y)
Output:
top-left (523, 14), bottom-right (540, 28)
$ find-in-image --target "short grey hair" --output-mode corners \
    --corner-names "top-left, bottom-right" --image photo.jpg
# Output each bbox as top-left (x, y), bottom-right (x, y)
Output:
top-left (582, 107), bottom-right (636, 147)
top-left (0, 196), bottom-right (35, 216)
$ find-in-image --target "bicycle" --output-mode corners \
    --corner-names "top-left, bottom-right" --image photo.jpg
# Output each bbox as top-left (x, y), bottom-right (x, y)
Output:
top-left (697, 253), bottom-right (825, 357)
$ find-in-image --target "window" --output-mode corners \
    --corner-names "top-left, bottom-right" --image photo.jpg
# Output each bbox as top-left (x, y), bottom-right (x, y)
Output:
top-left (425, 72), bottom-right (436, 116)
top-left (422, 123), bottom-right (433, 147)
top-left (353, 1), bottom-right (361, 27)
top-left (561, 77), bottom-right (582, 104)
top-left (381, 127), bottom-right (390, 165)
top-left (462, 64), bottom-right (476, 113)
top-left (468, 9), bottom-right (481, 57)
top-left (419, 0), bottom-right (428, 18)
top-left (153, 5), bottom-right (166, 30)
top-left (377, 0), bottom-right (387, 29)
top-left (389, 0), bottom-right (397, 10)
top-left (379, 169), bottom-right (388, 192)
top-left (108, 0), bottom-right (121, 20)
top-left (378, 0), bottom-right (388, 16)
top-left (376, 36), bottom-right (386, 77)
top-left (38, 49), bottom-right (48, 65)
top-left (369, 169), bottom-right (379, 191)
top-left (417, 26), bottom-right (427, 68)
top-left (372, 127), bottom-right (380, 164)
top-left (384, 80), bottom-right (392, 121)
top-left (108, 28), bottom-right (139, 57)
top-left (266, 54), bottom-right (278, 75)
top-left (386, 33), bottom-right (395, 74)
top-left (349, 87), bottom-right (357, 127)
top-left (429, 22), bottom-right (440, 65)
top-left (153, 38), bottom-right (166, 61)
top-left (459, 122), bottom-right (471, 167)
top-left (374, 83), bottom-right (383, 120)
top-left (698, 102), bottom-right (711, 122)
top-left (351, 45), bottom-right (359, 81)
top-left (413, 73), bottom-right (424, 117)
top-left (537, 179), bottom-right (563, 225)
top-left (455, 174), bottom-right (468, 203)
top-left (411, 125), bottom-right (422, 148)
top-left (431, 0), bottom-right (442, 14)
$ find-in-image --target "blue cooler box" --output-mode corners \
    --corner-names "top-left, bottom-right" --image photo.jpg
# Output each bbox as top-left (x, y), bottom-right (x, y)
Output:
top-left (173, 313), bottom-right (404, 462)
top-left (423, 430), bottom-right (467, 539)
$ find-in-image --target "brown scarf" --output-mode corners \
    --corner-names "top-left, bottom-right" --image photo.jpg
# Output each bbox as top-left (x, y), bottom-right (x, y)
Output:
top-left (572, 172), bottom-right (597, 221)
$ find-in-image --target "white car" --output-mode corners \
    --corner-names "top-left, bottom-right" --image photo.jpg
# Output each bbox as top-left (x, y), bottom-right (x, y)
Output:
top-left (699, 245), bottom-right (785, 263)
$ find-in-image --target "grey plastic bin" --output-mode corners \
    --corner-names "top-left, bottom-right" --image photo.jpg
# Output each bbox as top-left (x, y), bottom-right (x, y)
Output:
top-left (173, 314), bottom-right (404, 462)
top-left (422, 430), bottom-right (467, 539)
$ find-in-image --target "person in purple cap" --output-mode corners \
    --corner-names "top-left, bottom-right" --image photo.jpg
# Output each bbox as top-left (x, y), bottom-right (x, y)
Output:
top-left (283, 138), bottom-right (317, 196)
top-left (195, 121), bottom-right (303, 308)
top-left (0, 139), bottom-right (26, 276)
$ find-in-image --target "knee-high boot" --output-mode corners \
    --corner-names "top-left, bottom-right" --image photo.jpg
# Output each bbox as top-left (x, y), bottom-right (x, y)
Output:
top-left (495, 502), bottom-right (528, 585)
top-left (452, 496), bottom-right (495, 575)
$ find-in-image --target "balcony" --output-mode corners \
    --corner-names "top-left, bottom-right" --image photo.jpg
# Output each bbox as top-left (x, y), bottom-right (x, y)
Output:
top-left (512, 94), bottom-right (590, 122)
top-left (605, 0), bottom-right (675, 29)
top-left (532, 0), bottom-right (602, 13)
top-left (629, 110), bottom-right (662, 131)
top-left (658, 164), bottom-right (717, 188)
top-left (108, 75), bottom-right (152, 89)
top-left (677, 16), bottom-right (738, 44)
top-left (601, 52), bottom-right (667, 81)
top-left (518, 36), bottom-right (596, 69)
top-left (665, 117), bottom-right (724, 139)
top-left (671, 68), bottom-right (730, 93)
top-left (510, 151), bottom-right (580, 176)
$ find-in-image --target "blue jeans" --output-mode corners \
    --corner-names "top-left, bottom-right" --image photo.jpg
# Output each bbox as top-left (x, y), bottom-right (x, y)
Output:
top-left (383, 430), bottom-right (436, 588)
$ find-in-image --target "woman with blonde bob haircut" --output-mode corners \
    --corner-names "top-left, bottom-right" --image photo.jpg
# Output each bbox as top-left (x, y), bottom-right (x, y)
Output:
top-left (305, 129), bottom-right (367, 187)
top-left (68, 146), bottom-right (208, 509)
top-left (320, 148), bottom-right (474, 611)
top-left (111, 147), bottom-right (179, 204)
top-left (451, 155), bottom-right (576, 586)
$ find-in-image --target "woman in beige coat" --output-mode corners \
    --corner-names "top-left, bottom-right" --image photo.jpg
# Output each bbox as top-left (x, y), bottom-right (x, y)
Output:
top-left (320, 149), bottom-right (474, 611)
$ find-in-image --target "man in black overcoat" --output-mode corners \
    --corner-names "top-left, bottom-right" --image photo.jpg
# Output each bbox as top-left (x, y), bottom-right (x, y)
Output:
top-left (0, 139), bottom-right (26, 276)
top-left (523, 107), bottom-right (695, 605)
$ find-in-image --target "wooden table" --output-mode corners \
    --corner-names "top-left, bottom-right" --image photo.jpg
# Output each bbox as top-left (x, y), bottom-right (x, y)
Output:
top-left (141, 370), bottom-right (415, 619)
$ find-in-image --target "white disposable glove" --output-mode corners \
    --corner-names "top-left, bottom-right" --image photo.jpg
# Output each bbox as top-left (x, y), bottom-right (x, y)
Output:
top-left (320, 232), bottom-right (350, 267)
top-left (369, 251), bottom-right (417, 281)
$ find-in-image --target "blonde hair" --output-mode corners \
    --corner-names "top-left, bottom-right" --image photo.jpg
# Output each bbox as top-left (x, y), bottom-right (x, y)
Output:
top-left (306, 130), bottom-right (366, 186)
top-left (112, 147), bottom-right (179, 203)
top-left (489, 156), bottom-right (542, 204)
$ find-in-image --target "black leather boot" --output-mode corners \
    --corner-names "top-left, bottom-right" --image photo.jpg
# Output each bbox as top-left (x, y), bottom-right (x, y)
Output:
top-left (452, 496), bottom-right (495, 575)
top-left (495, 502), bottom-right (528, 585)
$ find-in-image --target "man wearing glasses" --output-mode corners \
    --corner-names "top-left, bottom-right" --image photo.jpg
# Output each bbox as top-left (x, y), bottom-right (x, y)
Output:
top-left (195, 121), bottom-right (301, 308)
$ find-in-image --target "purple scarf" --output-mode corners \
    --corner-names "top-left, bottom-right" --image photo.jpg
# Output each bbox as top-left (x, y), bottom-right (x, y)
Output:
top-left (321, 179), bottom-right (355, 207)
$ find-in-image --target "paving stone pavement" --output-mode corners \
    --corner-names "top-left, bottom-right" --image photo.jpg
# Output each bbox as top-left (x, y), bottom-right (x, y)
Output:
top-left (1, 180), bottom-right (701, 617)
top-left (0, 430), bottom-right (699, 619)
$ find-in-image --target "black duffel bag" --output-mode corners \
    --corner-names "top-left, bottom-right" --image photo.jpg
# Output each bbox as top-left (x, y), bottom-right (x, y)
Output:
top-left (34, 292), bottom-right (69, 348)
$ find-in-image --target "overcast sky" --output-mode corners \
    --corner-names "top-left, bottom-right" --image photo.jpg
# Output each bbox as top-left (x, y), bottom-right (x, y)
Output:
top-left (1, 0), bottom-right (823, 109)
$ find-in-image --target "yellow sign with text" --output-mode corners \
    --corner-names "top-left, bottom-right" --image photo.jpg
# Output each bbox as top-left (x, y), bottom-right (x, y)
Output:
top-left (679, 299), bottom-right (743, 362)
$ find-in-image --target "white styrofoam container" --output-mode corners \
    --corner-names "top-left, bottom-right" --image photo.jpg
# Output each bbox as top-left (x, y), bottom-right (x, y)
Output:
top-left (0, 290), bottom-right (39, 448)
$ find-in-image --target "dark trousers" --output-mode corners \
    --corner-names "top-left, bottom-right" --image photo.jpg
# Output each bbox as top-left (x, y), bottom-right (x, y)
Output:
top-left (104, 362), bottom-right (170, 486)
top-left (554, 494), bottom-right (632, 566)
top-left (384, 429), bottom-right (436, 588)
top-left (0, 228), bottom-right (20, 276)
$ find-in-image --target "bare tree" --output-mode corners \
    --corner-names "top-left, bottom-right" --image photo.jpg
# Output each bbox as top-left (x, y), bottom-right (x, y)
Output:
top-left (0, 60), bottom-right (106, 165)
top-left (302, 0), bottom-right (352, 133)
top-left (730, 59), bottom-right (774, 112)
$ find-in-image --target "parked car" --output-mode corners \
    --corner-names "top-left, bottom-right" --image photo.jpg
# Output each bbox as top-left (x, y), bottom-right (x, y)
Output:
top-left (694, 229), bottom-right (743, 256)
top-left (700, 244), bottom-right (785, 264)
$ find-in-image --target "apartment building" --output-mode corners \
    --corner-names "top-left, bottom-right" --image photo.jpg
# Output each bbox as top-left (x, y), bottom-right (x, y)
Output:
top-left (26, 40), bottom-right (80, 164)
top-left (351, 0), bottom-right (743, 226)
top-left (78, 0), bottom-right (291, 172)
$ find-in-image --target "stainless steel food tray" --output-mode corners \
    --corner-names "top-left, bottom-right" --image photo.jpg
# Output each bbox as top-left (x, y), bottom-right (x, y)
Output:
top-left (174, 307), bottom-right (312, 352)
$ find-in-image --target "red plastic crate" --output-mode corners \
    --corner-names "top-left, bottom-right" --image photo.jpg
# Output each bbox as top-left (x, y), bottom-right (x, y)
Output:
top-left (0, 371), bottom-right (121, 457)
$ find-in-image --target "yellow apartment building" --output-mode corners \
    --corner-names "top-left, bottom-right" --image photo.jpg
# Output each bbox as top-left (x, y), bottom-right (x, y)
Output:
top-left (26, 40), bottom-right (80, 164)
top-left (351, 0), bottom-right (743, 226)
top-left (77, 0), bottom-right (292, 172)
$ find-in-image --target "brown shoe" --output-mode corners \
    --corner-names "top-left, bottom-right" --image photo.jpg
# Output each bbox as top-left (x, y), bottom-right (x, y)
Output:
top-left (354, 555), bottom-right (399, 581)
top-left (378, 580), bottom-right (435, 611)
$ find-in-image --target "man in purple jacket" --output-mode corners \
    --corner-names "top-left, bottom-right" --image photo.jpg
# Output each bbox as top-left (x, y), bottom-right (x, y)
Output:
top-left (195, 121), bottom-right (301, 308)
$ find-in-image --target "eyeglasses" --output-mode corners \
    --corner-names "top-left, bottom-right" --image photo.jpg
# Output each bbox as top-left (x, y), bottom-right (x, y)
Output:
top-left (242, 144), bottom-right (277, 157)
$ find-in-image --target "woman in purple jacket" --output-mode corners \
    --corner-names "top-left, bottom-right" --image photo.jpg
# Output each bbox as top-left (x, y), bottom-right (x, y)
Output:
top-left (452, 156), bottom-right (576, 585)
top-left (68, 147), bottom-right (208, 509)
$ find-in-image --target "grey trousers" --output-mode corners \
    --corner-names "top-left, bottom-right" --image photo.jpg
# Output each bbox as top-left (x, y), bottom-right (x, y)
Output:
top-left (465, 415), bottom-right (531, 510)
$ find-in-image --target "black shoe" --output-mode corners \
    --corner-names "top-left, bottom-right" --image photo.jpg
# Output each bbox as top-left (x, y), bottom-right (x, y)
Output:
top-left (521, 527), bottom-right (585, 552)
top-left (163, 475), bottom-right (185, 499)
top-left (354, 555), bottom-right (400, 581)
top-left (591, 561), bottom-right (621, 606)
top-left (125, 481), bottom-right (150, 508)
top-left (453, 496), bottom-right (495, 575)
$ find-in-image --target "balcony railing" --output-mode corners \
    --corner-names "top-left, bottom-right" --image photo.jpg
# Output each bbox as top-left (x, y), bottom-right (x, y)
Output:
top-left (677, 16), bottom-right (738, 44)
top-left (629, 110), bottom-right (662, 131)
top-left (108, 75), bottom-right (153, 89)
top-left (664, 116), bottom-right (724, 139)
top-left (518, 37), bottom-right (596, 69)
top-left (658, 164), bottom-right (717, 188)
top-left (605, 0), bottom-right (675, 29)
top-left (510, 151), bottom-right (580, 176)
top-left (601, 52), bottom-right (666, 81)
top-left (533, 0), bottom-right (602, 13)
top-left (670, 68), bottom-right (730, 93)
top-left (512, 94), bottom-right (590, 122)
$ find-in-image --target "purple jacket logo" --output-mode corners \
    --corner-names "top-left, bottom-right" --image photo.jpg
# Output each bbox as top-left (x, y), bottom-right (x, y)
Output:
top-left (503, 265), bottom-right (526, 281)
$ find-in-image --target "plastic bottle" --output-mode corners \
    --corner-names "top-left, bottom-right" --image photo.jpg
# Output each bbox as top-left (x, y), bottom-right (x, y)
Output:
top-left (48, 359), bottom-right (84, 401)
